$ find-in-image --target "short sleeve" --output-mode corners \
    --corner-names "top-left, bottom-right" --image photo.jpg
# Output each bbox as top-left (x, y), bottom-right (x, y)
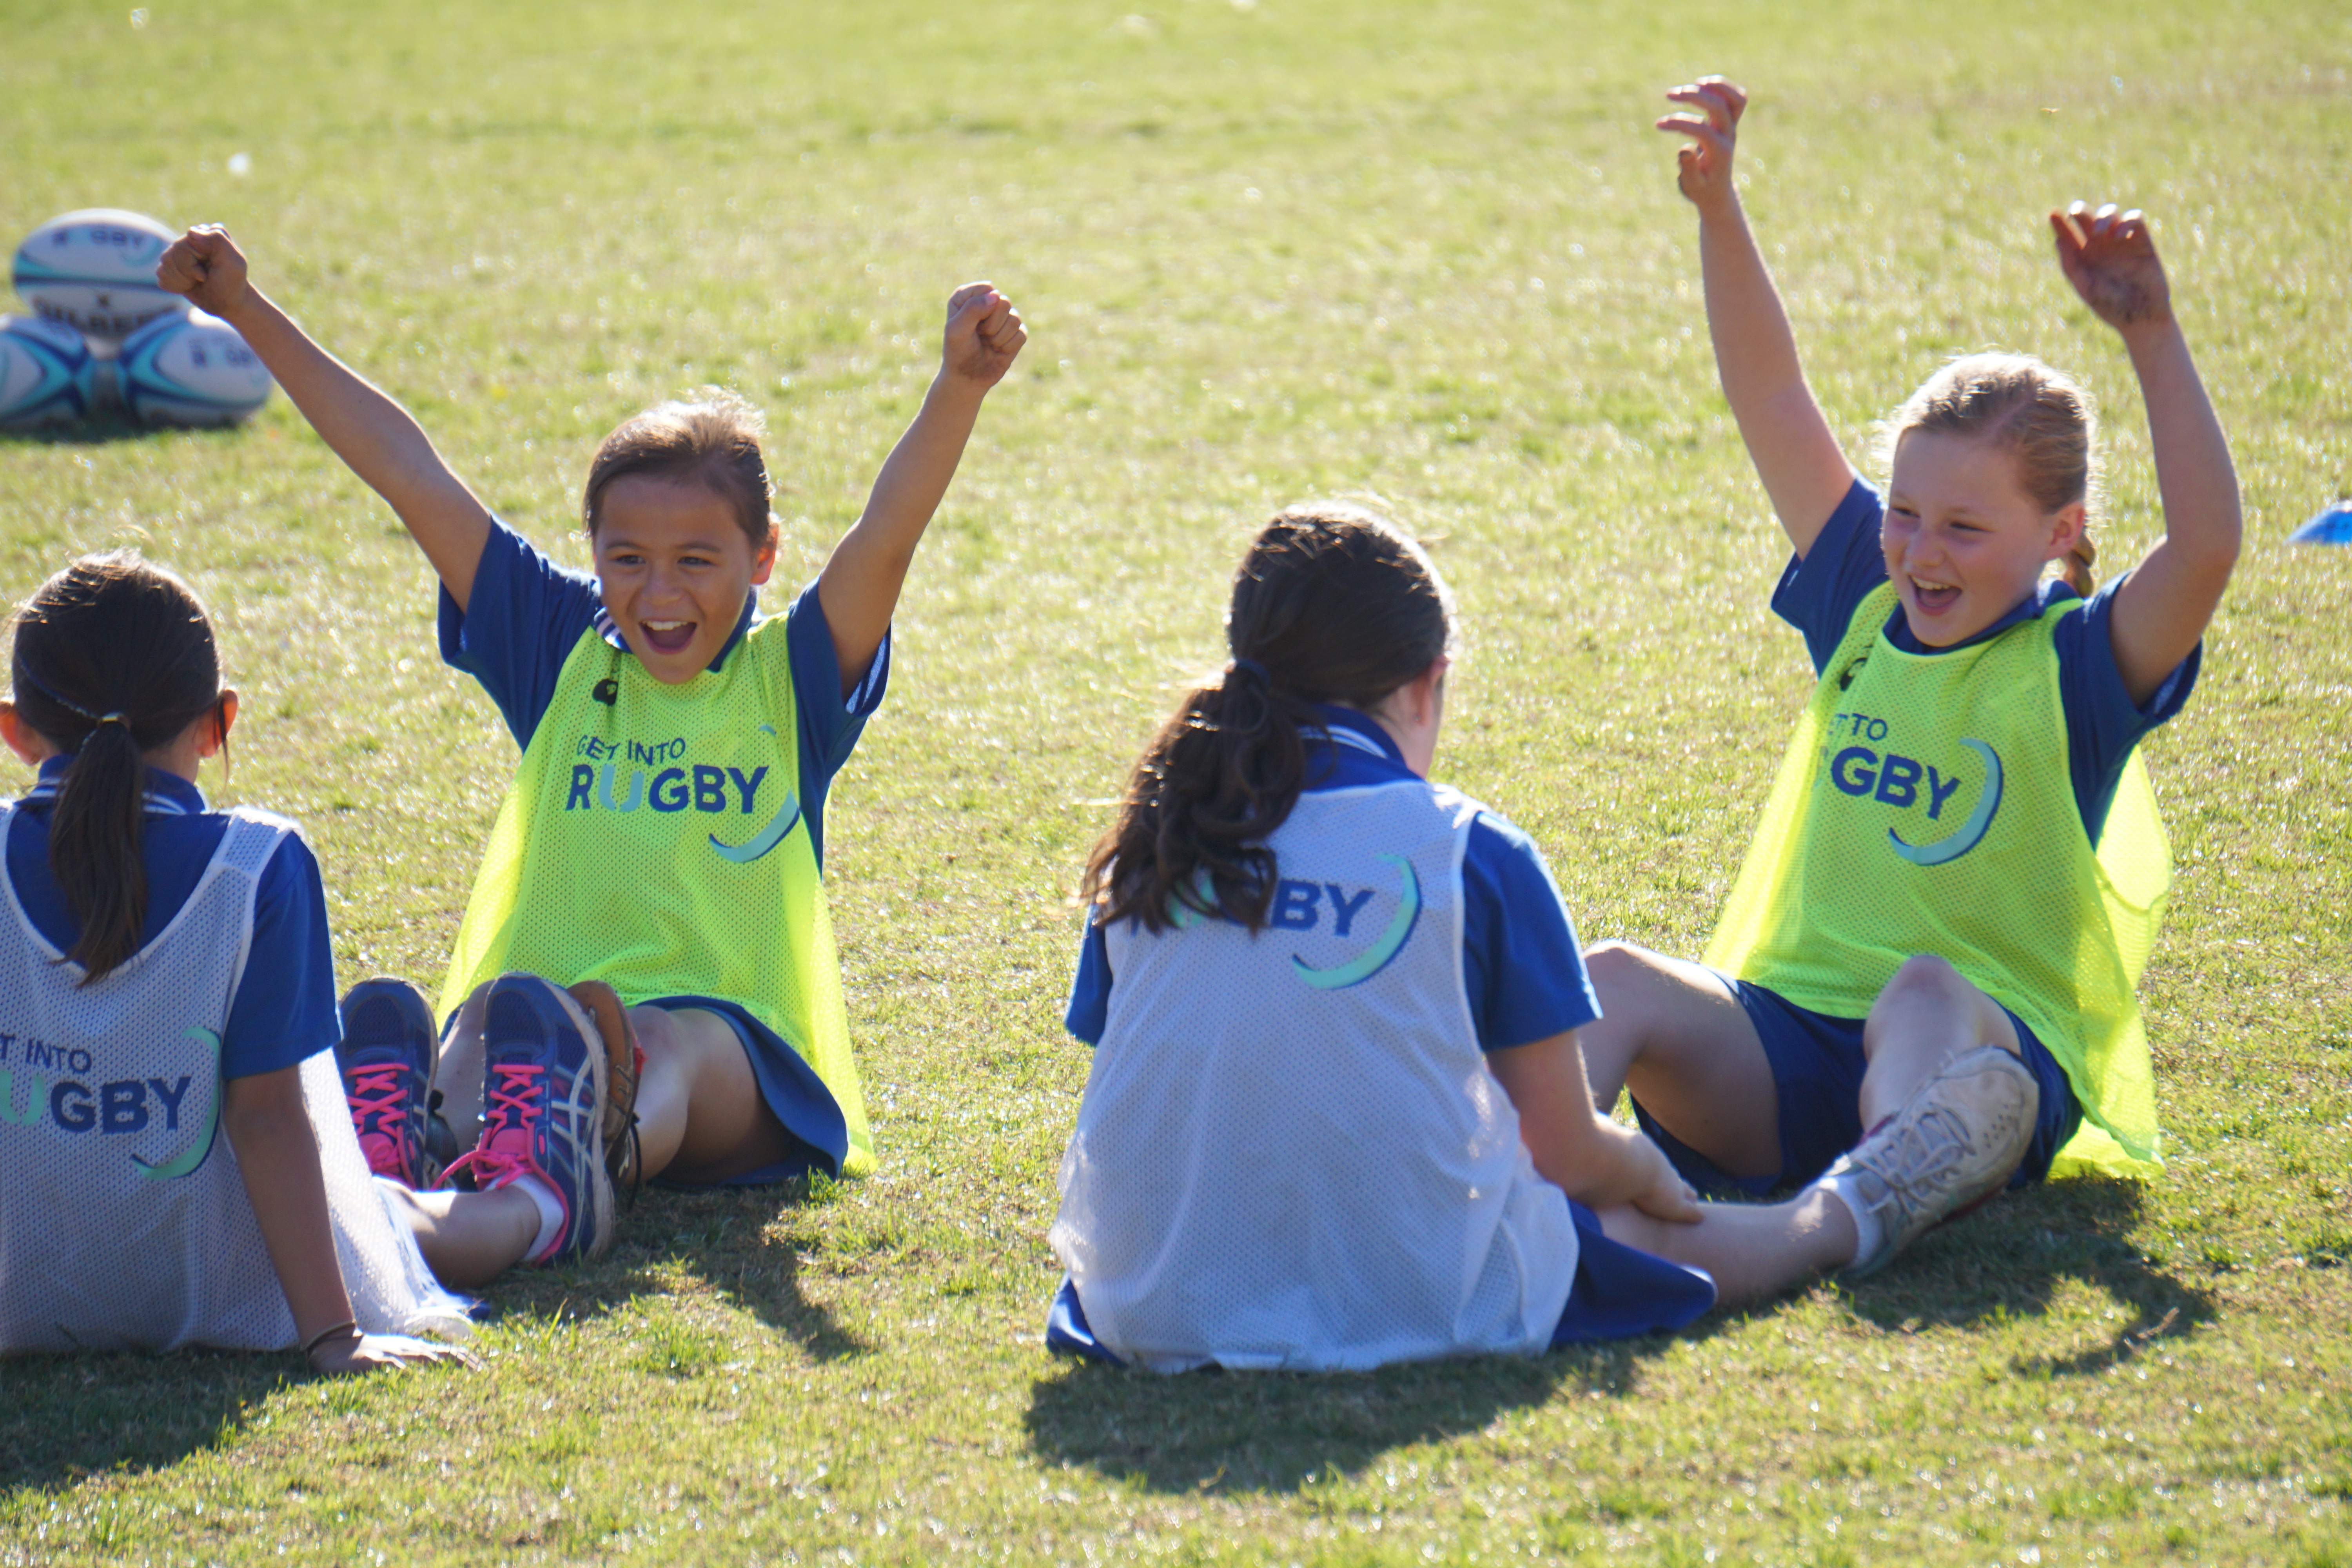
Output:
top-left (1460, 812), bottom-right (1601, 1051)
top-left (437, 520), bottom-right (604, 750)
top-left (1064, 917), bottom-right (1113, 1046)
top-left (1769, 479), bottom-right (1890, 675)
top-left (782, 580), bottom-right (891, 868)
top-left (2052, 570), bottom-right (2202, 843)
top-left (220, 834), bottom-right (342, 1080)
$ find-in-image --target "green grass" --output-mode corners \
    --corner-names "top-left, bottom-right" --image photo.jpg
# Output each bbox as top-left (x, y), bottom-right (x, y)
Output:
top-left (4, 0), bottom-right (2351, 1561)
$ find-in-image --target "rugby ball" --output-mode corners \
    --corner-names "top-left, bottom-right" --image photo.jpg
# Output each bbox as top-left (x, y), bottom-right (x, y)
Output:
top-left (0, 314), bottom-right (99, 429)
top-left (115, 309), bottom-right (272, 426)
top-left (11, 209), bottom-right (188, 341)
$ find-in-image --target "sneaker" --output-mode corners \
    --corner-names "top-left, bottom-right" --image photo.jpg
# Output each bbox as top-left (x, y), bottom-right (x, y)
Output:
top-left (335, 978), bottom-right (440, 1188)
top-left (564, 979), bottom-right (645, 1194)
top-left (441, 974), bottom-right (615, 1264)
top-left (1832, 1045), bottom-right (2038, 1277)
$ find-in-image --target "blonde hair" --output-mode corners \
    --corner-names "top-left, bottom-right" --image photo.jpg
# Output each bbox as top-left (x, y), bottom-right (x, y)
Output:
top-left (581, 390), bottom-right (777, 547)
top-left (1878, 352), bottom-right (2100, 595)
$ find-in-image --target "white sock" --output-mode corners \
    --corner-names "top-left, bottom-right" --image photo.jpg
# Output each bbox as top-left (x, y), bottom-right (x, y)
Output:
top-left (1811, 1166), bottom-right (1883, 1267)
top-left (513, 1173), bottom-right (565, 1259)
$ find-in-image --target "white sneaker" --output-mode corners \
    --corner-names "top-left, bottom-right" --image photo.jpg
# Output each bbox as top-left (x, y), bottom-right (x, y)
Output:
top-left (1831, 1045), bottom-right (2038, 1277)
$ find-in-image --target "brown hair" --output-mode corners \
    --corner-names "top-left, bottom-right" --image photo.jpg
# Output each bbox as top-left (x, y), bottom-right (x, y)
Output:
top-left (581, 391), bottom-right (778, 546)
top-left (1082, 503), bottom-right (1453, 935)
top-left (9, 554), bottom-right (227, 981)
top-left (1880, 352), bottom-right (2101, 594)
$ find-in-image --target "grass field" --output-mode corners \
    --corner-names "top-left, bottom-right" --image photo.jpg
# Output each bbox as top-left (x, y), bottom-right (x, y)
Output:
top-left (4, 0), bottom-right (2350, 1561)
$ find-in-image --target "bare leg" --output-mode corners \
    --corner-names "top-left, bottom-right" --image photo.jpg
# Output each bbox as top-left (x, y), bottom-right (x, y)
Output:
top-left (383, 1183), bottom-right (540, 1290)
top-left (630, 1005), bottom-right (795, 1185)
top-left (1597, 1188), bottom-right (1857, 1308)
top-left (1857, 954), bottom-right (2026, 1130)
top-left (1581, 941), bottom-right (1782, 1180)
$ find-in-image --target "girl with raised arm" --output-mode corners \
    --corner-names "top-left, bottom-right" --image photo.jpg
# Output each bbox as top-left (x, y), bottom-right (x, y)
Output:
top-left (1572, 79), bottom-right (2239, 1275)
top-left (154, 225), bottom-right (1024, 1249)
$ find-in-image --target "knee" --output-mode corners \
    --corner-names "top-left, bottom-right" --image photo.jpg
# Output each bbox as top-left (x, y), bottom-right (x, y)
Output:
top-left (1585, 940), bottom-right (1659, 1005)
top-left (1879, 953), bottom-right (1968, 1006)
top-left (1872, 955), bottom-right (2016, 1050)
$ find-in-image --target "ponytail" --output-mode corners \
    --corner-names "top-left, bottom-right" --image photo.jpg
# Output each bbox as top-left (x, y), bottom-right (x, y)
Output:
top-left (9, 554), bottom-right (225, 981)
top-left (2061, 532), bottom-right (2099, 598)
top-left (1083, 503), bottom-right (1452, 934)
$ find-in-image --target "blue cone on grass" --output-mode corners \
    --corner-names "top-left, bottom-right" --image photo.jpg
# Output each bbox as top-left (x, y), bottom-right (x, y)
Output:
top-left (2290, 501), bottom-right (2352, 545)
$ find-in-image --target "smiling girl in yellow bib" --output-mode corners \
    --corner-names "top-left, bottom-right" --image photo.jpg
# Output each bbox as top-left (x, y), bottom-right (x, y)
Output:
top-left (1571, 79), bottom-right (2242, 1277)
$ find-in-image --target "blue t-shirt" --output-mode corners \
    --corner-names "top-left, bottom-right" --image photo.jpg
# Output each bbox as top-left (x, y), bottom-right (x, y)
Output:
top-left (1775, 479), bottom-right (2199, 844)
top-left (4, 760), bottom-right (339, 1080)
top-left (1065, 705), bottom-right (1601, 1053)
top-left (437, 519), bottom-right (889, 866)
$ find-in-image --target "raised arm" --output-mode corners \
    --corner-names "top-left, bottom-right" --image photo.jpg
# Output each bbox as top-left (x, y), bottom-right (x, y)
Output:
top-left (156, 227), bottom-right (496, 609)
top-left (816, 282), bottom-right (1026, 695)
top-left (1656, 79), bottom-right (1855, 557)
top-left (2050, 203), bottom-right (2241, 705)
top-left (1486, 1030), bottom-right (1701, 1223)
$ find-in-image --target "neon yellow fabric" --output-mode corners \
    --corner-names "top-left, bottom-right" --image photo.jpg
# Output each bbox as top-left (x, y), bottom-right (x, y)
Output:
top-left (439, 621), bottom-right (873, 1176)
top-left (1704, 584), bottom-right (2170, 1179)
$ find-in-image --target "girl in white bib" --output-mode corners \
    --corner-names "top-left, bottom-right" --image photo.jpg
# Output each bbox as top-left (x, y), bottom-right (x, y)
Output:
top-left (0, 555), bottom-right (475, 1372)
top-left (1049, 506), bottom-right (1877, 1373)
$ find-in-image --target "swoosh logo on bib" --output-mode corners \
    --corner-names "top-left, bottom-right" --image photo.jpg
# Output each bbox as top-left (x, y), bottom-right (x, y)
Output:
top-left (1889, 738), bottom-right (2003, 867)
top-left (134, 1027), bottom-right (221, 1181)
top-left (710, 791), bottom-right (802, 864)
top-left (1292, 854), bottom-right (1421, 990)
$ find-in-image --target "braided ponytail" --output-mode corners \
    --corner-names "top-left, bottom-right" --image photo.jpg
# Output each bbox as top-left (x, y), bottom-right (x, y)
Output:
top-left (1083, 503), bottom-right (1452, 934)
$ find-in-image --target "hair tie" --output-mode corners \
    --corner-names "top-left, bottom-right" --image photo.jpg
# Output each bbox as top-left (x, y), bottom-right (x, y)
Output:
top-left (94, 712), bottom-right (130, 728)
top-left (1229, 657), bottom-right (1270, 684)
top-left (12, 664), bottom-right (109, 727)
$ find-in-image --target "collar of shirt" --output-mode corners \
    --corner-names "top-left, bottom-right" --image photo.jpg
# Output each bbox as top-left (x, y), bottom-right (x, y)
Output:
top-left (1298, 702), bottom-right (1414, 791)
top-left (592, 591), bottom-right (759, 675)
top-left (20, 755), bottom-right (207, 815)
top-left (1885, 576), bottom-right (2080, 656)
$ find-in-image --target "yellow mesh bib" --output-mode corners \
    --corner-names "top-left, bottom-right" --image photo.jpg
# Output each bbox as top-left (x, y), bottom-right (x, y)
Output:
top-left (1704, 584), bottom-right (2170, 1179)
top-left (439, 620), bottom-right (873, 1176)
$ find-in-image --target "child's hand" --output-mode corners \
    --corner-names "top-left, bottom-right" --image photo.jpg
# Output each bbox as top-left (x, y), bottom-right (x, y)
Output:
top-left (1655, 76), bottom-right (1746, 213)
top-left (2050, 201), bottom-right (2174, 333)
top-left (309, 1329), bottom-right (480, 1376)
top-left (1625, 1133), bottom-right (1704, 1225)
top-left (940, 282), bottom-right (1026, 391)
top-left (156, 224), bottom-right (255, 318)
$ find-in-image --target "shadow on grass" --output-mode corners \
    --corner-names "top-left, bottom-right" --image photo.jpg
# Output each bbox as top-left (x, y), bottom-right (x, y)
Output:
top-left (0, 1185), bottom-right (862, 1495)
top-left (492, 1180), bottom-right (869, 1363)
top-left (0, 1352), bottom-right (293, 1493)
top-left (1024, 1329), bottom-right (1684, 1495)
top-left (1836, 1176), bottom-right (2216, 1373)
top-left (0, 415), bottom-right (174, 447)
top-left (1026, 1180), bottom-right (2215, 1493)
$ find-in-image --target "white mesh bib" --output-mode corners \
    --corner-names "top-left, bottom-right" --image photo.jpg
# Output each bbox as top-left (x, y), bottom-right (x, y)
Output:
top-left (1051, 778), bottom-right (1581, 1371)
top-left (0, 805), bottom-right (467, 1353)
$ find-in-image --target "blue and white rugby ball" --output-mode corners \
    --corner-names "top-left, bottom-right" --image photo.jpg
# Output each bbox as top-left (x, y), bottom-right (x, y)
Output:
top-left (0, 314), bottom-right (99, 429)
top-left (116, 309), bottom-right (272, 426)
top-left (11, 209), bottom-right (188, 342)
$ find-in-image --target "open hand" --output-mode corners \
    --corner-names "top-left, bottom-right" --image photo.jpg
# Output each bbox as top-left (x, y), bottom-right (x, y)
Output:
top-left (156, 225), bottom-right (255, 319)
top-left (940, 282), bottom-right (1025, 390)
top-left (2050, 201), bottom-right (2172, 332)
top-left (309, 1330), bottom-right (481, 1375)
top-left (1656, 76), bottom-right (1747, 212)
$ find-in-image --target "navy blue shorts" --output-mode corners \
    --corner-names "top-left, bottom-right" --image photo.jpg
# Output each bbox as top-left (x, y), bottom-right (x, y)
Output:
top-left (1629, 973), bottom-right (2082, 1200)
top-left (1044, 1199), bottom-right (1717, 1366)
top-left (649, 995), bottom-right (850, 1185)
